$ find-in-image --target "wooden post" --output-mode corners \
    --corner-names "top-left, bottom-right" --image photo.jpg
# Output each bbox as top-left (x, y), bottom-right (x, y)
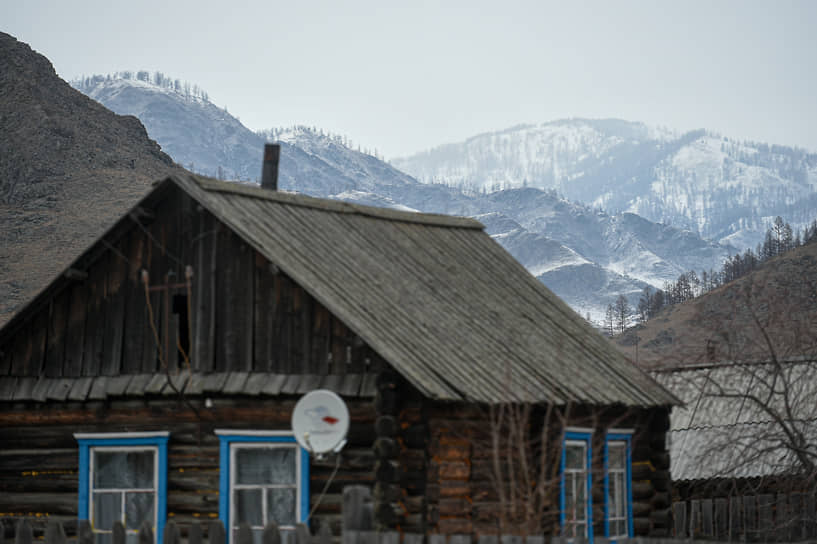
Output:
top-left (743, 495), bottom-right (757, 542)
top-left (209, 521), bottom-right (226, 544)
top-left (805, 492), bottom-right (817, 539)
top-left (729, 496), bottom-right (742, 542)
top-left (113, 522), bottom-right (126, 544)
top-left (45, 521), bottom-right (67, 544)
top-left (758, 494), bottom-right (773, 542)
top-left (690, 499), bottom-right (701, 538)
top-left (14, 520), bottom-right (32, 544)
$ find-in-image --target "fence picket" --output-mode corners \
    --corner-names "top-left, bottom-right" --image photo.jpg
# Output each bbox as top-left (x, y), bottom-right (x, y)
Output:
top-left (78, 520), bottom-right (93, 544)
top-left (402, 533), bottom-right (424, 544)
top-left (164, 520), bottom-right (180, 544)
top-left (45, 521), bottom-right (66, 544)
top-left (450, 535), bottom-right (471, 544)
top-left (379, 531), bottom-right (400, 544)
top-left (673, 502), bottom-right (687, 538)
top-left (263, 523), bottom-right (282, 544)
top-left (113, 522), bottom-right (126, 544)
top-left (317, 525), bottom-right (332, 544)
top-left (209, 520), bottom-right (226, 544)
top-left (14, 520), bottom-right (32, 544)
top-left (237, 523), bottom-right (254, 544)
top-left (430, 534), bottom-right (447, 544)
top-left (139, 521), bottom-right (154, 544)
top-left (295, 523), bottom-right (311, 544)
top-left (189, 522), bottom-right (203, 544)
top-left (525, 536), bottom-right (545, 544)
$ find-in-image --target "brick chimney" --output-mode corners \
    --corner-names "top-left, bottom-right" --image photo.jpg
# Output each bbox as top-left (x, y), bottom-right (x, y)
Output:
top-left (261, 143), bottom-right (280, 190)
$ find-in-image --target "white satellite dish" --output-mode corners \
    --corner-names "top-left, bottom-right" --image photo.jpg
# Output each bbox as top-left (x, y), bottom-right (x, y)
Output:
top-left (291, 389), bottom-right (350, 457)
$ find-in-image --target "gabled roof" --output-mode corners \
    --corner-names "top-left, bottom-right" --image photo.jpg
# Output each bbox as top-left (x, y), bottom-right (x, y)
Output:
top-left (2, 173), bottom-right (678, 406)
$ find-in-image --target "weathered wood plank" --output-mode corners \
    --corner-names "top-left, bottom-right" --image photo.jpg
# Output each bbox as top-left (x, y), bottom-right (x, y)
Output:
top-left (81, 261), bottom-right (106, 376)
top-left (253, 253), bottom-right (276, 372)
top-left (297, 374), bottom-right (322, 394)
top-left (12, 377), bottom-right (37, 401)
top-left (86, 376), bottom-right (107, 400)
top-left (222, 371), bottom-right (250, 394)
top-left (193, 212), bottom-right (217, 373)
top-left (125, 374), bottom-right (153, 396)
top-left (145, 373), bottom-right (168, 394)
top-left (261, 373), bottom-right (287, 396)
top-left (101, 249), bottom-right (128, 375)
top-left (672, 501), bottom-right (687, 538)
top-left (339, 374), bottom-right (363, 397)
top-left (105, 375), bottom-right (133, 397)
top-left (63, 280), bottom-right (88, 377)
top-left (25, 311), bottom-right (49, 377)
top-left (281, 374), bottom-right (302, 394)
top-left (46, 379), bottom-right (73, 401)
top-left (202, 372), bottom-right (229, 393)
top-left (122, 231), bottom-right (147, 374)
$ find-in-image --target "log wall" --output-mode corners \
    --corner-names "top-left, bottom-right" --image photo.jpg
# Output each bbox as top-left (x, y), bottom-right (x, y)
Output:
top-left (0, 397), bottom-right (376, 537)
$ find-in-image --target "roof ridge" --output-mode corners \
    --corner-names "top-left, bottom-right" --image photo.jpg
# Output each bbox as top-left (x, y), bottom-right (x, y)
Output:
top-left (177, 174), bottom-right (484, 230)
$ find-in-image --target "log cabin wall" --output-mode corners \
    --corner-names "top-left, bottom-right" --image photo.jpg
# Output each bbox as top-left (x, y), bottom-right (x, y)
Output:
top-left (0, 185), bottom-right (382, 379)
top-left (0, 396), bottom-right (376, 536)
top-left (419, 402), bottom-right (672, 538)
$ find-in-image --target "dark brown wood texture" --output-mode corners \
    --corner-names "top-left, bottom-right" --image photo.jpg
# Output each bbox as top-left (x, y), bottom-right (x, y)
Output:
top-left (0, 397), bottom-right (376, 534)
top-left (0, 189), bottom-right (381, 379)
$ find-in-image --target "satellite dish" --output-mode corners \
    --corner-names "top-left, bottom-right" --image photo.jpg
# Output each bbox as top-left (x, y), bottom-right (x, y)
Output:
top-left (292, 389), bottom-right (350, 456)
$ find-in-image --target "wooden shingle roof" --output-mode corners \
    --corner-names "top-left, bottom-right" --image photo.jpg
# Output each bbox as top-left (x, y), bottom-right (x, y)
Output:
top-left (169, 174), bottom-right (676, 406)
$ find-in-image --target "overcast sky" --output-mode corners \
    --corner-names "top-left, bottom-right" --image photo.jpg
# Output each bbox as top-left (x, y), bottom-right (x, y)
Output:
top-left (3, 0), bottom-right (816, 158)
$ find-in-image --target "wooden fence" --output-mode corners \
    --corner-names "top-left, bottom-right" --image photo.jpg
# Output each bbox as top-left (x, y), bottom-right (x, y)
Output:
top-left (672, 493), bottom-right (817, 541)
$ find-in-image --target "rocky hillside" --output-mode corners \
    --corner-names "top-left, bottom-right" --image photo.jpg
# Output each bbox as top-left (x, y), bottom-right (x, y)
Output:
top-left (393, 119), bottom-right (817, 249)
top-left (0, 33), bottom-right (181, 324)
top-left (617, 240), bottom-right (817, 368)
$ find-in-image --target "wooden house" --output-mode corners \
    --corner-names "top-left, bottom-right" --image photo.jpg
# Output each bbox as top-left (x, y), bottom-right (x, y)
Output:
top-left (0, 168), bottom-right (678, 543)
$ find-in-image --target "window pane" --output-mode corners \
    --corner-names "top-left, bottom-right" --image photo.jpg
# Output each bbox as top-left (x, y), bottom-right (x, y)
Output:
top-left (125, 492), bottom-right (155, 530)
top-left (236, 447), bottom-right (296, 485)
top-left (93, 492), bottom-right (121, 530)
top-left (608, 443), bottom-right (625, 469)
top-left (268, 488), bottom-right (296, 526)
top-left (565, 444), bottom-right (585, 469)
top-left (236, 489), bottom-right (264, 527)
top-left (574, 475), bottom-right (586, 521)
top-left (94, 451), bottom-right (154, 489)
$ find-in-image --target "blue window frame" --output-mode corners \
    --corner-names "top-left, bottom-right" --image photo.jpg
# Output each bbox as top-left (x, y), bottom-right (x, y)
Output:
top-left (74, 432), bottom-right (169, 544)
top-left (604, 432), bottom-right (633, 541)
top-left (560, 429), bottom-right (593, 542)
top-left (216, 430), bottom-right (310, 544)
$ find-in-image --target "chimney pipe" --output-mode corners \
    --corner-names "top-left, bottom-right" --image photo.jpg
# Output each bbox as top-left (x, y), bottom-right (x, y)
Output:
top-left (261, 143), bottom-right (280, 191)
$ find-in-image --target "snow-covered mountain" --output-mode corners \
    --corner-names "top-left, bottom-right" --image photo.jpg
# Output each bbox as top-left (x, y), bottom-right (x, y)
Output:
top-left (392, 119), bottom-right (817, 249)
top-left (73, 74), bottom-right (736, 321)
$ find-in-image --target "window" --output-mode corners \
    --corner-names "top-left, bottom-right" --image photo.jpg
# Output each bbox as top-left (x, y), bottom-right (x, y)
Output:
top-left (216, 431), bottom-right (309, 544)
top-left (75, 432), bottom-right (169, 544)
top-left (561, 430), bottom-right (592, 541)
top-left (604, 432), bottom-right (633, 541)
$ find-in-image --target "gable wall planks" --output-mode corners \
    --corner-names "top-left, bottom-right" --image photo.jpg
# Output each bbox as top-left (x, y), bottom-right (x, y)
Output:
top-left (253, 253), bottom-right (276, 372)
top-left (45, 291), bottom-right (70, 378)
top-left (122, 231), bottom-right (147, 374)
top-left (101, 247), bottom-right (128, 376)
top-left (81, 254), bottom-right (106, 377)
top-left (63, 279), bottom-right (88, 378)
top-left (27, 310), bottom-right (49, 377)
top-left (192, 211), bottom-right (216, 373)
top-left (9, 321), bottom-right (31, 376)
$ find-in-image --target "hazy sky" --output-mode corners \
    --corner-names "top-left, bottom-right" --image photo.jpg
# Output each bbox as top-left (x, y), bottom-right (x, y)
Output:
top-left (3, 0), bottom-right (816, 158)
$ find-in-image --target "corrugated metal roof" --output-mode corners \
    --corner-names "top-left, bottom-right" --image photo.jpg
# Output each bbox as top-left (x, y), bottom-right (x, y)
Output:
top-left (171, 174), bottom-right (677, 406)
top-left (655, 361), bottom-right (817, 480)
